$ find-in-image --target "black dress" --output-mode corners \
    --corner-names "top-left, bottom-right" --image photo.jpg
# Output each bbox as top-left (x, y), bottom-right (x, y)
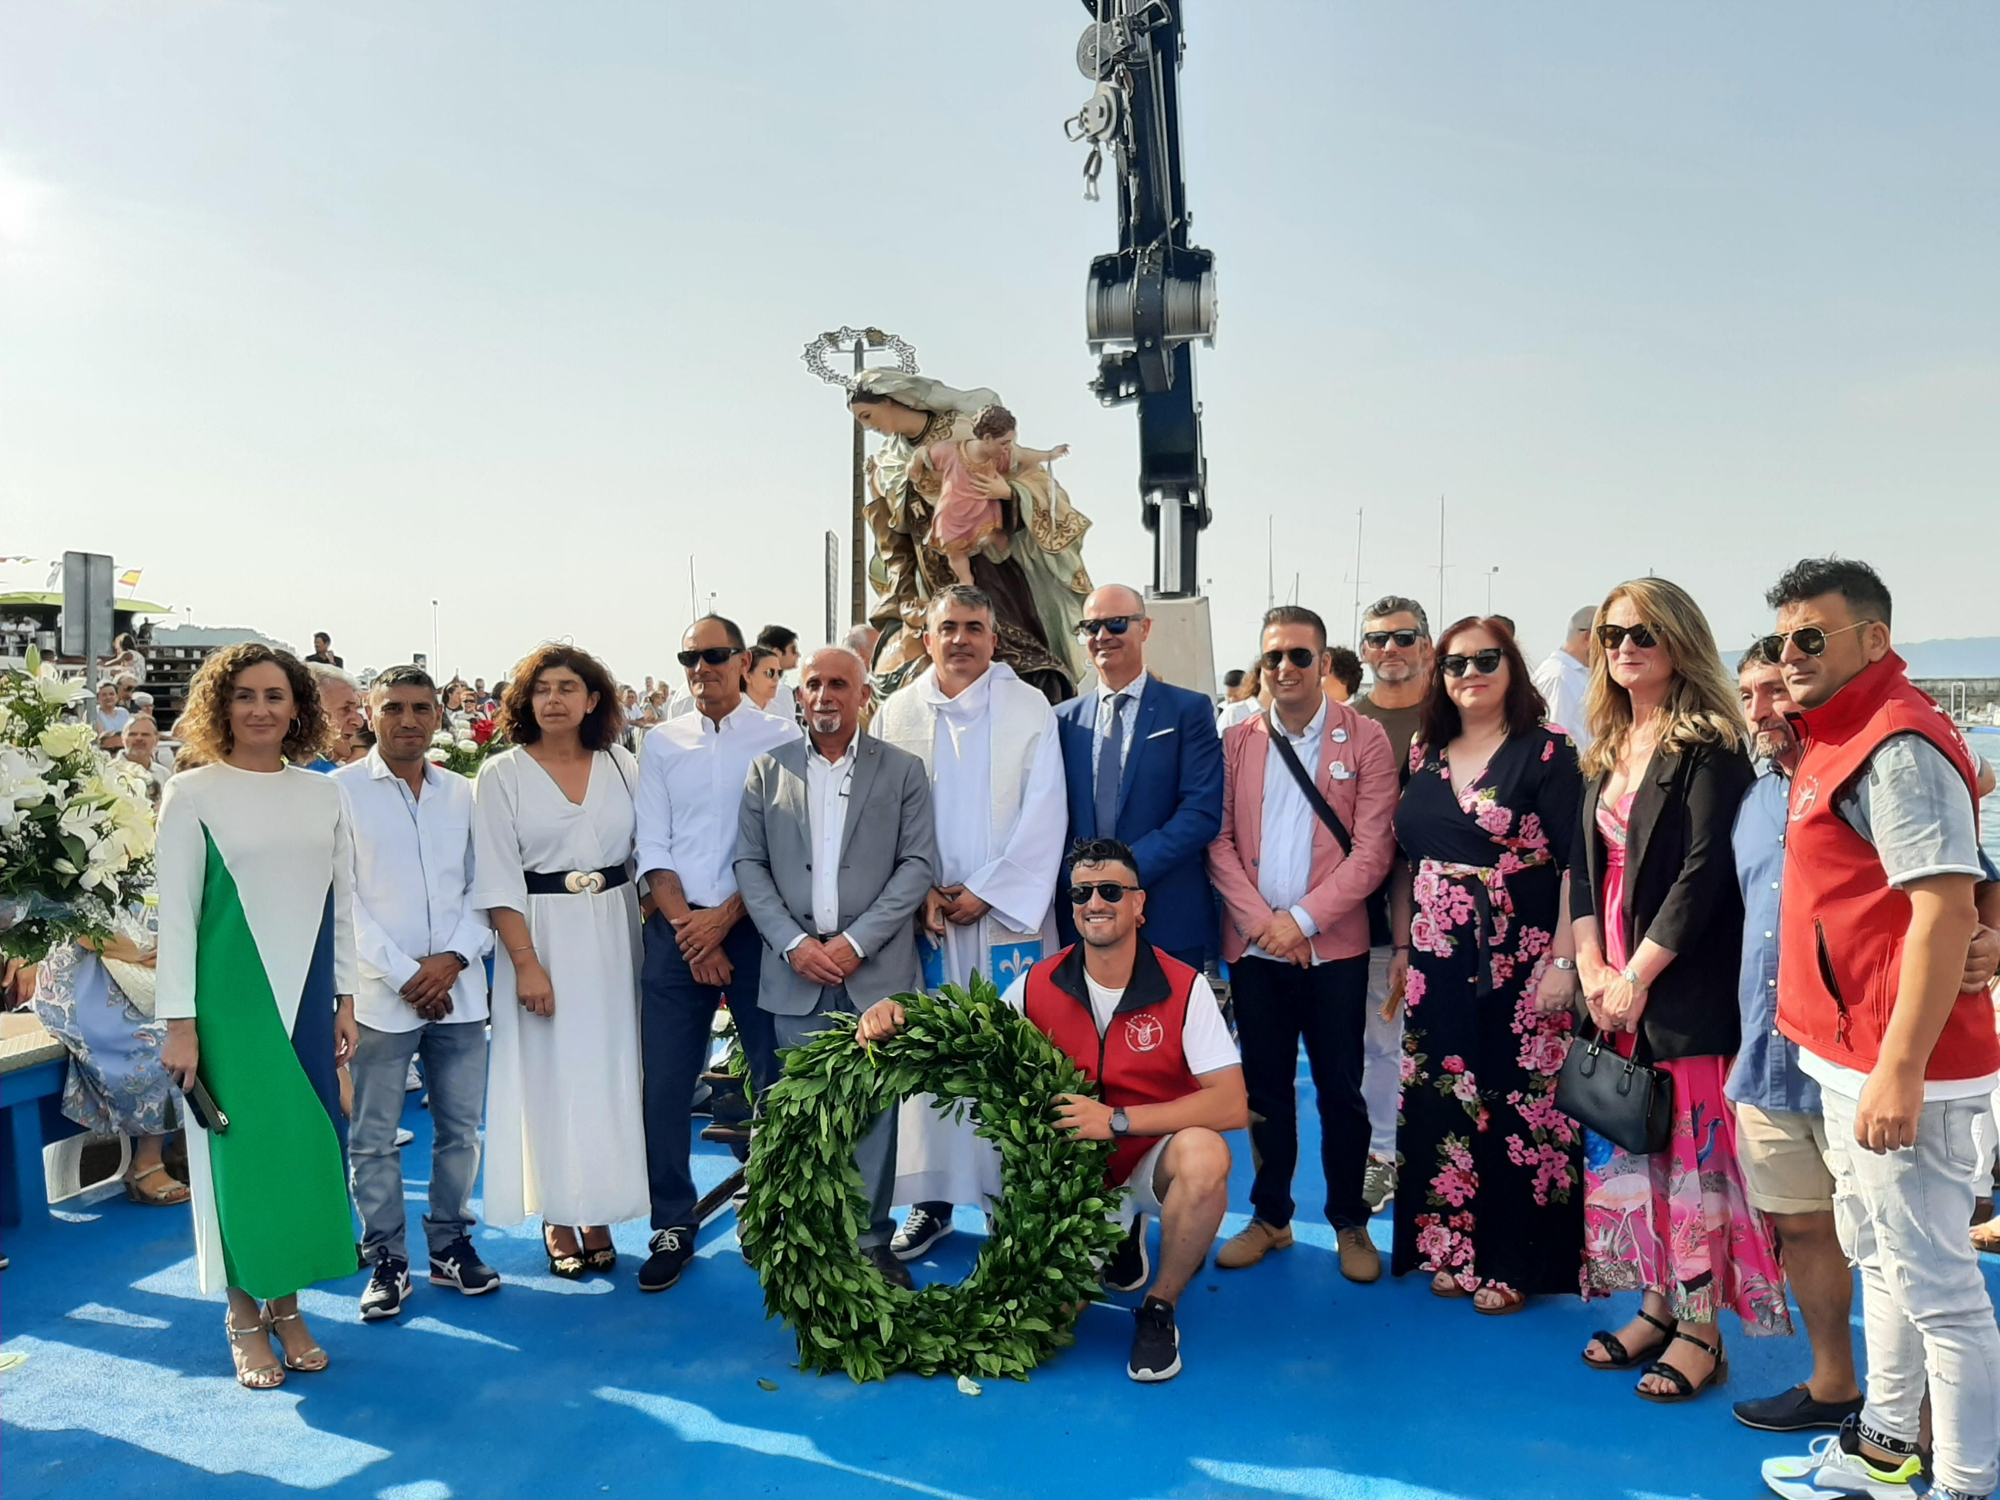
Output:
top-left (1389, 725), bottom-right (1586, 1297)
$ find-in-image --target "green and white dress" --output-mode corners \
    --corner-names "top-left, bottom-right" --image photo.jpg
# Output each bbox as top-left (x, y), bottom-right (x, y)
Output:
top-left (155, 763), bottom-right (359, 1298)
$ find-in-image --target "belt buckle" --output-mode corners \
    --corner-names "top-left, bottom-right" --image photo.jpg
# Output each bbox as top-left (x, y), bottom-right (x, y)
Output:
top-left (564, 870), bottom-right (604, 895)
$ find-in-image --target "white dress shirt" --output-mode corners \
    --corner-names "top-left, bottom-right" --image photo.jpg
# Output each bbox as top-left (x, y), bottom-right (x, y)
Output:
top-left (1252, 698), bottom-right (1328, 963)
top-left (332, 748), bottom-right (493, 1032)
top-left (1531, 647), bottom-right (1593, 757)
top-left (635, 700), bottom-right (801, 905)
top-left (783, 740), bottom-right (866, 959)
top-left (1091, 670), bottom-right (1147, 780)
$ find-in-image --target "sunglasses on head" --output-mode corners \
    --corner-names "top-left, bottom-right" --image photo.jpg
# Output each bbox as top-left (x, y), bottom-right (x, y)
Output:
top-left (1596, 623), bottom-right (1659, 652)
top-left (1755, 619), bottom-right (1873, 666)
top-left (1068, 880), bottom-right (1134, 905)
top-left (1260, 647), bottom-right (1321, 671)
top-left (1076, 614), bottom-right (1143, 638)
top-left (1361, 629), bottom-right (1423, 649)
top-left (1440, 648), bottom-right (1505, 678)
top-left (677, 646), bottom-right (741, 668)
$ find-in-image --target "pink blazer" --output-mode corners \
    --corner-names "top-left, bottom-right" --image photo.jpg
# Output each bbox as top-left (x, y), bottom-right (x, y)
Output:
top-left (1206, 699), bottom-right (1399, 964)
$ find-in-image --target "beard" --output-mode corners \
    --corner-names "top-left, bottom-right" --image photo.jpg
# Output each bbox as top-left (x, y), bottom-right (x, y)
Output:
top-left (1752, 726), bottom-right (1795, 762)
top-left (808, 711), bottom-right (843, 735)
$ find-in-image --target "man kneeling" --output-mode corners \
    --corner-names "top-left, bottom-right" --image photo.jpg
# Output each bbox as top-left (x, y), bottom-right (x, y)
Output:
top-left (857, 838), bottom-right (1246, 1383)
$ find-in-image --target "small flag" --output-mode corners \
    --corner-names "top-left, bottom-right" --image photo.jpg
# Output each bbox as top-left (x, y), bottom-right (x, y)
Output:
top-left (118, 568), bottom-right (142, 588)
top-left (0, 555), bottom-right (32, 564)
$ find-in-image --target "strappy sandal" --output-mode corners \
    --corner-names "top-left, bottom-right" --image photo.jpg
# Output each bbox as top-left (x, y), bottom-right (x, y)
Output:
top-left (226, 1313), bottom-right (286, 1391)
top-left (581, 1228), bottom-right (617, 1274)
top-left (543, 1224), bottom-right (586, 1280)
top-left (124, 1163), bottom-right (190, 1206)
top-left (260, 1303), bottom-right (329, 1372)
top-left (1637, 1329), bottom-right (1728, 1404)
top-left (1582, 1307), bottom-right (1676, 1369)
top-left (1473, 1285), bottom-right (1527, 1317)
top-left (1430, 1271), bottom-right (1469, 1299)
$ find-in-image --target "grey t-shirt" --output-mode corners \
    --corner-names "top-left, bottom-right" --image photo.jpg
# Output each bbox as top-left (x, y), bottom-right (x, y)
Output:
top-left (1834, 732), bottom-right (1983, 888)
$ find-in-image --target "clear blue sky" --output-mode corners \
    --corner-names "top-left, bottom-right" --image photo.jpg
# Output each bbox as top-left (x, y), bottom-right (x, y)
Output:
top-left (4, 1), bottom-right (1994, 684)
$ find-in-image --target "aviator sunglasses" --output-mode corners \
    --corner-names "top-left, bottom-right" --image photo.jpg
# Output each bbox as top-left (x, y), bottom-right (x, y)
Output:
top-left (1361, 629), bottom-right (1424, 649)
top-left (1076, 614), bottom-right (1143, 638)
top-left (1440, 648), bottom-right (1505, 678)
top-left (1260, 646), bottom-right (1321, 670)
top-left (1068, 880), bottom-right (1134, 905)
top-left (1596, 623), bottom-right (1659, 652)
top-left (677, 646), bottom-right (742, 668)
top-left (1755, 620), bottom-right (1874, 666)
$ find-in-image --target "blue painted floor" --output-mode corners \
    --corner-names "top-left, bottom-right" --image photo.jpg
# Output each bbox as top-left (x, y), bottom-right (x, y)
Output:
top-left (6, 1069), bottom-right (1997, 1500)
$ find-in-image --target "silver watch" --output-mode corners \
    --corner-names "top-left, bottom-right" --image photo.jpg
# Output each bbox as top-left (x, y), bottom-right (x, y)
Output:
top-left (1551, 956), bottom-right (1576, 972)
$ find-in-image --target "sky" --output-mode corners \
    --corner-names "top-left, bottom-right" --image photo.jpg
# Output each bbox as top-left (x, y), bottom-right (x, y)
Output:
top-left (3, 0), bottom-right (1996, 688)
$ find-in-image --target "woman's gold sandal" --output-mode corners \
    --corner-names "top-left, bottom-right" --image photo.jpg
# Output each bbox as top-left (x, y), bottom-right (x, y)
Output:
top-left (226, 1314), bottom-right (286, 1390)
top-left (261, 1303), bottom-right (329, 1372)
top-left (125, 1162), bottom-right (190, 1206)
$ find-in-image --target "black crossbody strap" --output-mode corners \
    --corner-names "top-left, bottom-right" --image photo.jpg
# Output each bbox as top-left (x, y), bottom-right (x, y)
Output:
top-left (1265, 709), bottom-right (1353, 857)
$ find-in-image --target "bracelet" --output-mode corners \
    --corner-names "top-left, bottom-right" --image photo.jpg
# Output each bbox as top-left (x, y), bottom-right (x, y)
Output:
top-left (508, 944), bottom-right (536, 958)
top-left (1393, 944), bottom-right (1411, 953)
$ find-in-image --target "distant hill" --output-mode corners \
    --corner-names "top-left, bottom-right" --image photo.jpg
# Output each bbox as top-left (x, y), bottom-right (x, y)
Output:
top-left (1902, 638), bottom-right (2000, 678)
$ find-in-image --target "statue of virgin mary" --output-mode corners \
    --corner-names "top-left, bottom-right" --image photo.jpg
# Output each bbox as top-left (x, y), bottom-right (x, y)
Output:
top-left (847, 369), bottom-right (1091, 704)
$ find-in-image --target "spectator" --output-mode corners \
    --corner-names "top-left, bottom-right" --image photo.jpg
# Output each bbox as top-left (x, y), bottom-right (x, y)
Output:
top-left (1322, 646), bottom-right (1362, 703)
top-left (306, 632), bottom-right (343, 667)
top-left (744, 647), bottom-right (784, 713)
top-left (102, 632), bottom-right (147, 685)
top-left (305, 663), bottom-right (367, 769)
top-left (1531, 605), bottom-right (1597, 756)
top-left (119, 714), bottom-right (170, 804)
top-left (90, 681), bottom-right (132, 748)
top-left (756, 626), bottom-right (801, 721)
top-left (1217, 656), bottom-right (1267, 731)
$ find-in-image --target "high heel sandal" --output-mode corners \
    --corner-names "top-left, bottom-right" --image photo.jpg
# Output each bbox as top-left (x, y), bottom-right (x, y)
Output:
top-left (260, 1303), bottom-right (329, 1372)
top-left (225, 1313), bottom-right (286, 1390)
top-left (544, 1224), bottom-right (586, 1280)
top-left (1582, 1307), bottom-right (1676, 1370)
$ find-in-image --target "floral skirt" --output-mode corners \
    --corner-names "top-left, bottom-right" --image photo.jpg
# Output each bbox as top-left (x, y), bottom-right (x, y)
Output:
top-left (1581, 1053), bottom-right (1792, 1334)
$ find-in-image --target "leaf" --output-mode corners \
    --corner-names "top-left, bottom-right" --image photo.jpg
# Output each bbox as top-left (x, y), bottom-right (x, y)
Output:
top-left (756, 1379), bottom-right (779, 1392)
top-left (955, 1374), bottom-right (982, 1397)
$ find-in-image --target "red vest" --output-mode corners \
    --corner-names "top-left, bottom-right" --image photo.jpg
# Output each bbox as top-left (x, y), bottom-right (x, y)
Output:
top-left (1775, 651), bottom-right (1994, 1080)
top-left (1023, 943), bottom-right (1201, 1186)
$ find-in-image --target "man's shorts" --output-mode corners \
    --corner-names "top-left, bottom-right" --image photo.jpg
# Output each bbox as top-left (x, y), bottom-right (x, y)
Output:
top-left (1734, 1101), bottom-right (1835, 1216)
top-left (1117, 1132), bottom-right (1175, 1218)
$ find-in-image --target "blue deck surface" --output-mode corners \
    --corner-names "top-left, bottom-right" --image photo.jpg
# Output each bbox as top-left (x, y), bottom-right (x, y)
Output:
top-left (6, 1064), bottom-right (1997, 1500)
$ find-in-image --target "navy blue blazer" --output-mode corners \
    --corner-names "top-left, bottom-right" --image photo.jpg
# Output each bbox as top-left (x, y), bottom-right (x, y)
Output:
top-left (1054, 677), bottom-right (1225, 960)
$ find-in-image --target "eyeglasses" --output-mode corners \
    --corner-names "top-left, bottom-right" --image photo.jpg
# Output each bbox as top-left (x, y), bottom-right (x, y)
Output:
top-left (1755, 620), bottom-right (1874, 666)
top-left (1260, 647), bottom-right (1320, 671)
top-left (677, 646), bottom-right (742, 668)
top-left (1440, 649), bottom-right (1505, 678)
top-left (1361, 630), bottom-right (1423, 649)
top-left (1076, 614), bottom-right (1144, 638)
top-left (1596, 623), bottom-right (1659, 652)
top-left (1067, 881), bottom-right (1134, 905)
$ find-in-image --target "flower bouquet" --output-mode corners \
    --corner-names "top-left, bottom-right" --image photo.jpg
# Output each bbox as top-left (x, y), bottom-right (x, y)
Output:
top-left (0, 649), bottom-right (157, 964)
top-left (426, 715), bottom-right (503, 779)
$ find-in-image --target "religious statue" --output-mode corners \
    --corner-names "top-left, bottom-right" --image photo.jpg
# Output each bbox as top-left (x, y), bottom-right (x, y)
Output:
top-left (847, 370), bottom-right (1092, 704)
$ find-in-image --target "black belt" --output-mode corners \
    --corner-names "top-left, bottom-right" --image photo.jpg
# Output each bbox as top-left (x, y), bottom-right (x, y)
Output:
top-left (524, 866), bottom-right (630, 896)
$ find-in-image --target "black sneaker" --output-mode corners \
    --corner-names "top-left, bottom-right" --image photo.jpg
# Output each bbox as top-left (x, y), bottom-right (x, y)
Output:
top-left (1103, 1213), bottom-right (1150, 1293)
top-left (639, 1227), bottom-right (694, 1293)
top-left (428, 1236), bottom-right (501, 1296)
top-left (890, 1204), bottom-right (954, 1261)
top-left (864, 1243), bottom-right (916, 1290)
top-left (1731, 1383), bottom-right (1865, 1432)
top-left (360, 1256), bottom-right (410, 1321)
top-left (1128, 1295), bottom-right (1181, 1383)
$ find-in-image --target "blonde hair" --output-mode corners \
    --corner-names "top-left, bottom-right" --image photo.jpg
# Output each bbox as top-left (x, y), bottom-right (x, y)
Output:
top-left (1580, 577), bottom-right (1746, 777)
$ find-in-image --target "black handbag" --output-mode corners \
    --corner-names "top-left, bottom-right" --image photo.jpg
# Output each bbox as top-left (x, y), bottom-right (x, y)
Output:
top-left (1555, 1017), bottom-right (1674, 1155)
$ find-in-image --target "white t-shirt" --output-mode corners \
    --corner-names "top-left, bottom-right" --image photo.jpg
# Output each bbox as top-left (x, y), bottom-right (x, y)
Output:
top-left (1001, 962), bottom-right (1240, 1078)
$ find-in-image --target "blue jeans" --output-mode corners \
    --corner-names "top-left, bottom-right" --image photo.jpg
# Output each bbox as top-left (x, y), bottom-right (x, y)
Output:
top-left (640, 911), bottom-right (777, 1231)
top-left (348, 1019), bottom-right (488, 1264)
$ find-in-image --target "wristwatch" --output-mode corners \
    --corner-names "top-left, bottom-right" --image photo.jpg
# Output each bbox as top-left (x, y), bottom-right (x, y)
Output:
top-left (1551, 956), bottom-right (1576, 973)
top-left (448, 952), bottom-right (470, 971)
top-left (1109, 1108), bottom-right (1130, 1138)
top-left (1621, 963), bottom-right (1642, 987)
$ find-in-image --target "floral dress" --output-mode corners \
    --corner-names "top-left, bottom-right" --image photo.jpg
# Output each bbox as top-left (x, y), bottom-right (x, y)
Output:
top-left (1390, 725), bottom-right (1586, 1296)
top-left (31, 941), bottom-right (177, 1138)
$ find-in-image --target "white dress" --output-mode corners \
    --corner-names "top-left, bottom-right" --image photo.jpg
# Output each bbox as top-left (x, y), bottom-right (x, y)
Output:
top-left (472, 746), bottom-right (649, 1227)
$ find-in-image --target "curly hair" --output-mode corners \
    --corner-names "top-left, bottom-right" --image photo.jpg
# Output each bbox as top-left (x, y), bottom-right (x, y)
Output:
top-left (177, 643), bottom-right (329, 765)
top-left (499, 643), bottom-right (623, 750)
top-left (971, 404), bottom-right (1016, 440)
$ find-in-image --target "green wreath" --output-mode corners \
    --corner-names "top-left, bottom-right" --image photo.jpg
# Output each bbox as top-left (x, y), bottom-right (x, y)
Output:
top-left (739, 976), bottom-right (1128, 1384)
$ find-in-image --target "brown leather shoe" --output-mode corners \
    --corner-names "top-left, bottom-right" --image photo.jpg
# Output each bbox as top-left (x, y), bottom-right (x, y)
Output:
top-left (1215, 1219), bottom-right (1293, 1270)
top-left (1337, 1226), bottom-right (1382, 1283)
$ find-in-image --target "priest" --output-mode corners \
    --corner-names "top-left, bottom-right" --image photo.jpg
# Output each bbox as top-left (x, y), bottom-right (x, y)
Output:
top-left (872, 583), bottom-right (1068, 1260)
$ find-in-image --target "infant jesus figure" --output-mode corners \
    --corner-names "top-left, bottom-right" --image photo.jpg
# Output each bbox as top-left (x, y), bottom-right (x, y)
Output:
top-left (910, 403), bottom-right (1069, 586)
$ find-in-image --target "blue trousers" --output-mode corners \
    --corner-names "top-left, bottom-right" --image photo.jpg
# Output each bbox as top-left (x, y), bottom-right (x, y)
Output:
top-left (640, 911), bottom-right (777, 1231)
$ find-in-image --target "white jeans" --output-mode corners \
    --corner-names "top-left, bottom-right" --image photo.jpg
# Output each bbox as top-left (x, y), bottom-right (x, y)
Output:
top-left (1361, 946), bottom-right (1403, 1159)
top-left (1821, 1087), bottom-right (2000, 1498)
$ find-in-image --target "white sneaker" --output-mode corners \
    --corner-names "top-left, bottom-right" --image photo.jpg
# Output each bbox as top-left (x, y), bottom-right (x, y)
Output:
top-left (406, 1060), bottom-right (423, 1091)
top-left (1761, 1433), bottom-right (1922, 1499)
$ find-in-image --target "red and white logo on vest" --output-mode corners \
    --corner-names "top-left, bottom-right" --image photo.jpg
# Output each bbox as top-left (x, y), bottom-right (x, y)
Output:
top-left (1124, 1013), bottom-right (1166, 1054)
top-left (1789, 774), bottom-right (1819, 822)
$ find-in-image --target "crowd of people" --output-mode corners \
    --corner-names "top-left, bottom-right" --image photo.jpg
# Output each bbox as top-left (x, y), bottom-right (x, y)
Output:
top-left (14, 554), bottom-right (2000, 1500)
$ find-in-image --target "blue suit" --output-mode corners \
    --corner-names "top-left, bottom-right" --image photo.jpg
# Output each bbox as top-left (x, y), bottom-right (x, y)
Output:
top-left (1054, 677), bottom-right (1224, 963)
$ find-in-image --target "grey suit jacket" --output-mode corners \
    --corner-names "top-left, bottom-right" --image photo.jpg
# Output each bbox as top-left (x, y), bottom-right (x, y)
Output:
top-left (734, 732), bottom-right (937, 1017)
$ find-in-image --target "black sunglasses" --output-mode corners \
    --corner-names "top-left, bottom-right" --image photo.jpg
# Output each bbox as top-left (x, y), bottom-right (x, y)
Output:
top-left (1076, 614), bottom-right (1143, 638)
top-left (1440, 649), bottom-right (1505, 678)
top-left (1361, 629), bottom-right (1423, 649)
top-left (1260, 647), bottom-right (1321, 671)
top-left (1754, 620), bottom-right (1873, 666)
top-left (1068, 881), bottom-right (1134, 905)
top-left (677, 646), bottom-right (742, 668)
top-left (1596, 623), bottom-right (1659, 652)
